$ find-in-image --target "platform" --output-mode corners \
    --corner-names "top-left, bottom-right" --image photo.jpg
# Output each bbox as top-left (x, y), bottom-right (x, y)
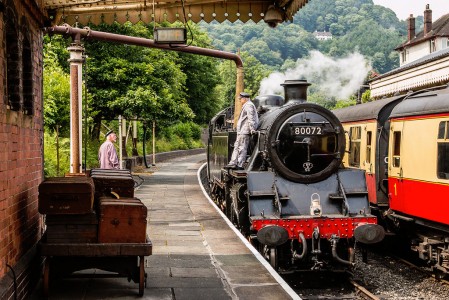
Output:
top-left (30, 152), bottom-right (297, 299)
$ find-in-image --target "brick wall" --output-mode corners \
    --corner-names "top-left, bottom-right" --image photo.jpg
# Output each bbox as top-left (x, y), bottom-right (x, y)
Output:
top-left (0, 0), bottom-right (45, 299)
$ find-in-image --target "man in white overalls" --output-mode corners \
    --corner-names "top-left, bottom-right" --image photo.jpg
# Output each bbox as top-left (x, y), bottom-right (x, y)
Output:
top-left (226, 92), bottom-right (259, 170)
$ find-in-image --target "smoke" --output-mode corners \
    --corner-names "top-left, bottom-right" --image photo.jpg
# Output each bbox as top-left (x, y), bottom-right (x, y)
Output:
top-left (259, 51), bottom-right (371, 99)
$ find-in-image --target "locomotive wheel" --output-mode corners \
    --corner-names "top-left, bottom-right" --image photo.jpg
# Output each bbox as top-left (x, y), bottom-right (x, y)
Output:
top-left (43, 258), bottom-right (50, 298)
top-left (139, 256), bottom-right (145, 296)
top-left (224, 185), bottom-right (232, 218)
top-left (269, 247), bottom-right (278, 271)
top-left (230, 183), bottom-right (248, 232)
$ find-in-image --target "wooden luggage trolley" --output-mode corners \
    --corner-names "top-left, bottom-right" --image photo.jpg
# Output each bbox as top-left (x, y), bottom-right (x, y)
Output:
top-left (39, 236), bottom-right (152, 297)
top-left (38, 169), bottom-right (151, 297)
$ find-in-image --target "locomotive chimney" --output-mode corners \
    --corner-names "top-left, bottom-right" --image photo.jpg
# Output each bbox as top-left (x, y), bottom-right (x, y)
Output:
top-left (281, 79), bottom-right (311, 104)
top-left (407, 14), bottom-right (415, 41)
top-left (424, 4), bottom-right (432, 35)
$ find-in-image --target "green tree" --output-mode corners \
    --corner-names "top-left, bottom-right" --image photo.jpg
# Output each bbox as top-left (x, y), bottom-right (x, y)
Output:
top-left (328, 19), bottom-right (403, 73)
top-left (215, 52), bottom-right (270, 108)
top-left (216, 60), bottom-right (237, 108)
top-left (361, 89), bottom-right (372, 103)
top-left (176, 22), bottom-right (222, 124)
top-left (43, 36), bottom-right (70, 135)
top-left (83, 22), bottom-right (190, 139)
top-left (241, 39), bottom-right (283, 67)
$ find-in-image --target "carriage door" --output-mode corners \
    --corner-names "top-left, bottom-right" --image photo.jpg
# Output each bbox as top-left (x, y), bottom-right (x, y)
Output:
top-left (388, 121), bottom-right (404, 210)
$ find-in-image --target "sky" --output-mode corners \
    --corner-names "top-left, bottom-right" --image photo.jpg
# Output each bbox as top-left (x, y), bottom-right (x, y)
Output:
top-left (372, 0), bottom-right (448, 21)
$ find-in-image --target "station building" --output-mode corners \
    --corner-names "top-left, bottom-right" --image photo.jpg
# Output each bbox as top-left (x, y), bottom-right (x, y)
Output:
top-left (370, 5), bottom-right (449, 99)
top-left (0, 1), bottom-right (46, 298)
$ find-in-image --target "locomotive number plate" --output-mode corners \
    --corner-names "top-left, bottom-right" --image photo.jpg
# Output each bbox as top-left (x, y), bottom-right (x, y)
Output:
top-left (292, 126), bottom-right (323, 135)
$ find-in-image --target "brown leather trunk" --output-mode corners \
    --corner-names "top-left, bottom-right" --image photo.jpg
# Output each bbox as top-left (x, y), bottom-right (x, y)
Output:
top-left (38, 177), bottom-right (95, 214)
top-left (46, 224), bottom-right (98, 243)
top-left (45, 212), bottom-right (98, 243)
top-left (90, 169), bottom-right (134, 200)
top-left (98, 197), bottom-right (147, 243)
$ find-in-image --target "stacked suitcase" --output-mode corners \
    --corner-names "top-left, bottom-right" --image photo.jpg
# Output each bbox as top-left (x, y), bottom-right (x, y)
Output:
top-left (38, 176), bottom-right (97, 243)
top-left (90, 168), bottom-right (135, 199)
top-left (38, 169), bottom-right (147, 244)
top-left (98, 197), bottom-right (147, 243)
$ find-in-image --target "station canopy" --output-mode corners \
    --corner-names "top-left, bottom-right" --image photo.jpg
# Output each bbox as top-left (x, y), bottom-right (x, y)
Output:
top-left (44, 0), bottom-right (309, 25)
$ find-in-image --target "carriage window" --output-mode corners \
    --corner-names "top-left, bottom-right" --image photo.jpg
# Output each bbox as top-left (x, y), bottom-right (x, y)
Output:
top-left (366, 131), bottom-right (372, 164)
top-left (392, 131), bottom-right (401, 167)
top-left (437, 121), bottom-right (449, 139)
top-left (437, 121), bottom-right (449, 179)
top-left (349, 126), bottom-right (361, 167)
top-left (437, 144), bottom-right (449, 179)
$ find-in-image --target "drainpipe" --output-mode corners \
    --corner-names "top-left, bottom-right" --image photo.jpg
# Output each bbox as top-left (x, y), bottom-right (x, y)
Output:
top-left (118, 115), bottom-right (123, 169)
top-left (67, 33), bottom-right (84, 173)
top-left (45, 25), bottom-right (245, 135)
top-left (234, 67), bottom-right (244, 128)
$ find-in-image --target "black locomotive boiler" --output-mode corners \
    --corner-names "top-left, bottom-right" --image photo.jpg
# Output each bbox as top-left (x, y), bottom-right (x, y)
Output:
top-left (207, 80), bottom-right (385, 272)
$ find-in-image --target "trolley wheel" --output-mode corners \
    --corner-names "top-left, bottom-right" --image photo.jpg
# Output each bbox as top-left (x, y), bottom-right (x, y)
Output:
top-left (43, 258), bottom-right (50, 298)
top-left (139, 256), bottom-right (145, 296)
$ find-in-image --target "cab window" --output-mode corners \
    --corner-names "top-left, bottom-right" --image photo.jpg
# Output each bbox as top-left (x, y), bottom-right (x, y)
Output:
top-left (437, 121), bottom-right (449, 179)
top-left (366, 131), bottom-right (372, 164)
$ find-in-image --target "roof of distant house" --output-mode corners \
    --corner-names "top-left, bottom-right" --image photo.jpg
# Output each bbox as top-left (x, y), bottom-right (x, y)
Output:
top-left (396, 13), bottom-right (449, 50)
top-left (369, 46), bottom-right (449, 81)
top-left (313, 31), bottom-right (333, 36)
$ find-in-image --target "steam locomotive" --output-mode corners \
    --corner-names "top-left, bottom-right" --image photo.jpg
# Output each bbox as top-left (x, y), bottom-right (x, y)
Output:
top-left (207, 80), bottom-right (385, 272)
top-left (333, 84), bottom-right (449, 278)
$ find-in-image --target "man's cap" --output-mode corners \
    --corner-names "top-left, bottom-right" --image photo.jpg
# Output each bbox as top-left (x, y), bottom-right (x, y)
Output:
top-left (105, 130), bottom-right (115, 137)
top-left (239, 92), bottom-right (250, 98)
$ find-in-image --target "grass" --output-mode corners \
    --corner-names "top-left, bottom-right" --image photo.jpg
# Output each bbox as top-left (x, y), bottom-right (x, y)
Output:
top-left (44, 122), bottom-right (205, 177)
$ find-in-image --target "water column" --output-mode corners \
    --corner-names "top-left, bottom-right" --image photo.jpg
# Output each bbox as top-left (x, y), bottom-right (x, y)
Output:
top-left (68, 36), bottom-right (84, 173)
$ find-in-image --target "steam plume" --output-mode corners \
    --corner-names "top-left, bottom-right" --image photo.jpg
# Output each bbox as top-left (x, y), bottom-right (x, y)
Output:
top-left (259, 51), bottom-right (371, 99)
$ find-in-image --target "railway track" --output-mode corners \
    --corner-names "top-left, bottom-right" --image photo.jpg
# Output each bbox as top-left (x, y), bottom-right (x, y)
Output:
top-left (350, 279), bottom-right (380, 300)
top-left (282, 270), bottom-right (381, 300)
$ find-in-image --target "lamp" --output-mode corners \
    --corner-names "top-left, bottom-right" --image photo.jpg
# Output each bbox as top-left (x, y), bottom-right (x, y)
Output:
top-left (154, 27), bottom-right (187, 44)
top-left (264, 5), bottom-right (284, 28)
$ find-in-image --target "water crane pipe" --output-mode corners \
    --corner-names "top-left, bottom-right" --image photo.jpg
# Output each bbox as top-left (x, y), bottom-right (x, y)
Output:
top-left (46, 25), bottom-right (244, 68)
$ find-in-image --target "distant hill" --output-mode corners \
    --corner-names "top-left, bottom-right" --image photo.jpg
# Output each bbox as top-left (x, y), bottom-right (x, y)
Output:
top-left (200, 0), bottom-right (416, 74)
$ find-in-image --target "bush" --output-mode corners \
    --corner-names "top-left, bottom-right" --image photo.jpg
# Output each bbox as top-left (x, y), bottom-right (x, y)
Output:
top-left (44, 131), bottom-right (71, 177)
top-left (159, 122), bottom-right (203, 149)
top-left (43, 121), bottom-right (205, 177)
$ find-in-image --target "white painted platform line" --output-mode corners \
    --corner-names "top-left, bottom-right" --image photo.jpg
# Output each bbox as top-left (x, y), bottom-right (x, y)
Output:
top-left (197, 163), bottom-right (301, 300)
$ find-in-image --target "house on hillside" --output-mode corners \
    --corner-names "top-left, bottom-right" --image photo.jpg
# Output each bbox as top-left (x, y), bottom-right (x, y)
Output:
top-left (370, 5), bottom-right (449, 99)
top-left (313, 30), bottom-right (333, 41)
